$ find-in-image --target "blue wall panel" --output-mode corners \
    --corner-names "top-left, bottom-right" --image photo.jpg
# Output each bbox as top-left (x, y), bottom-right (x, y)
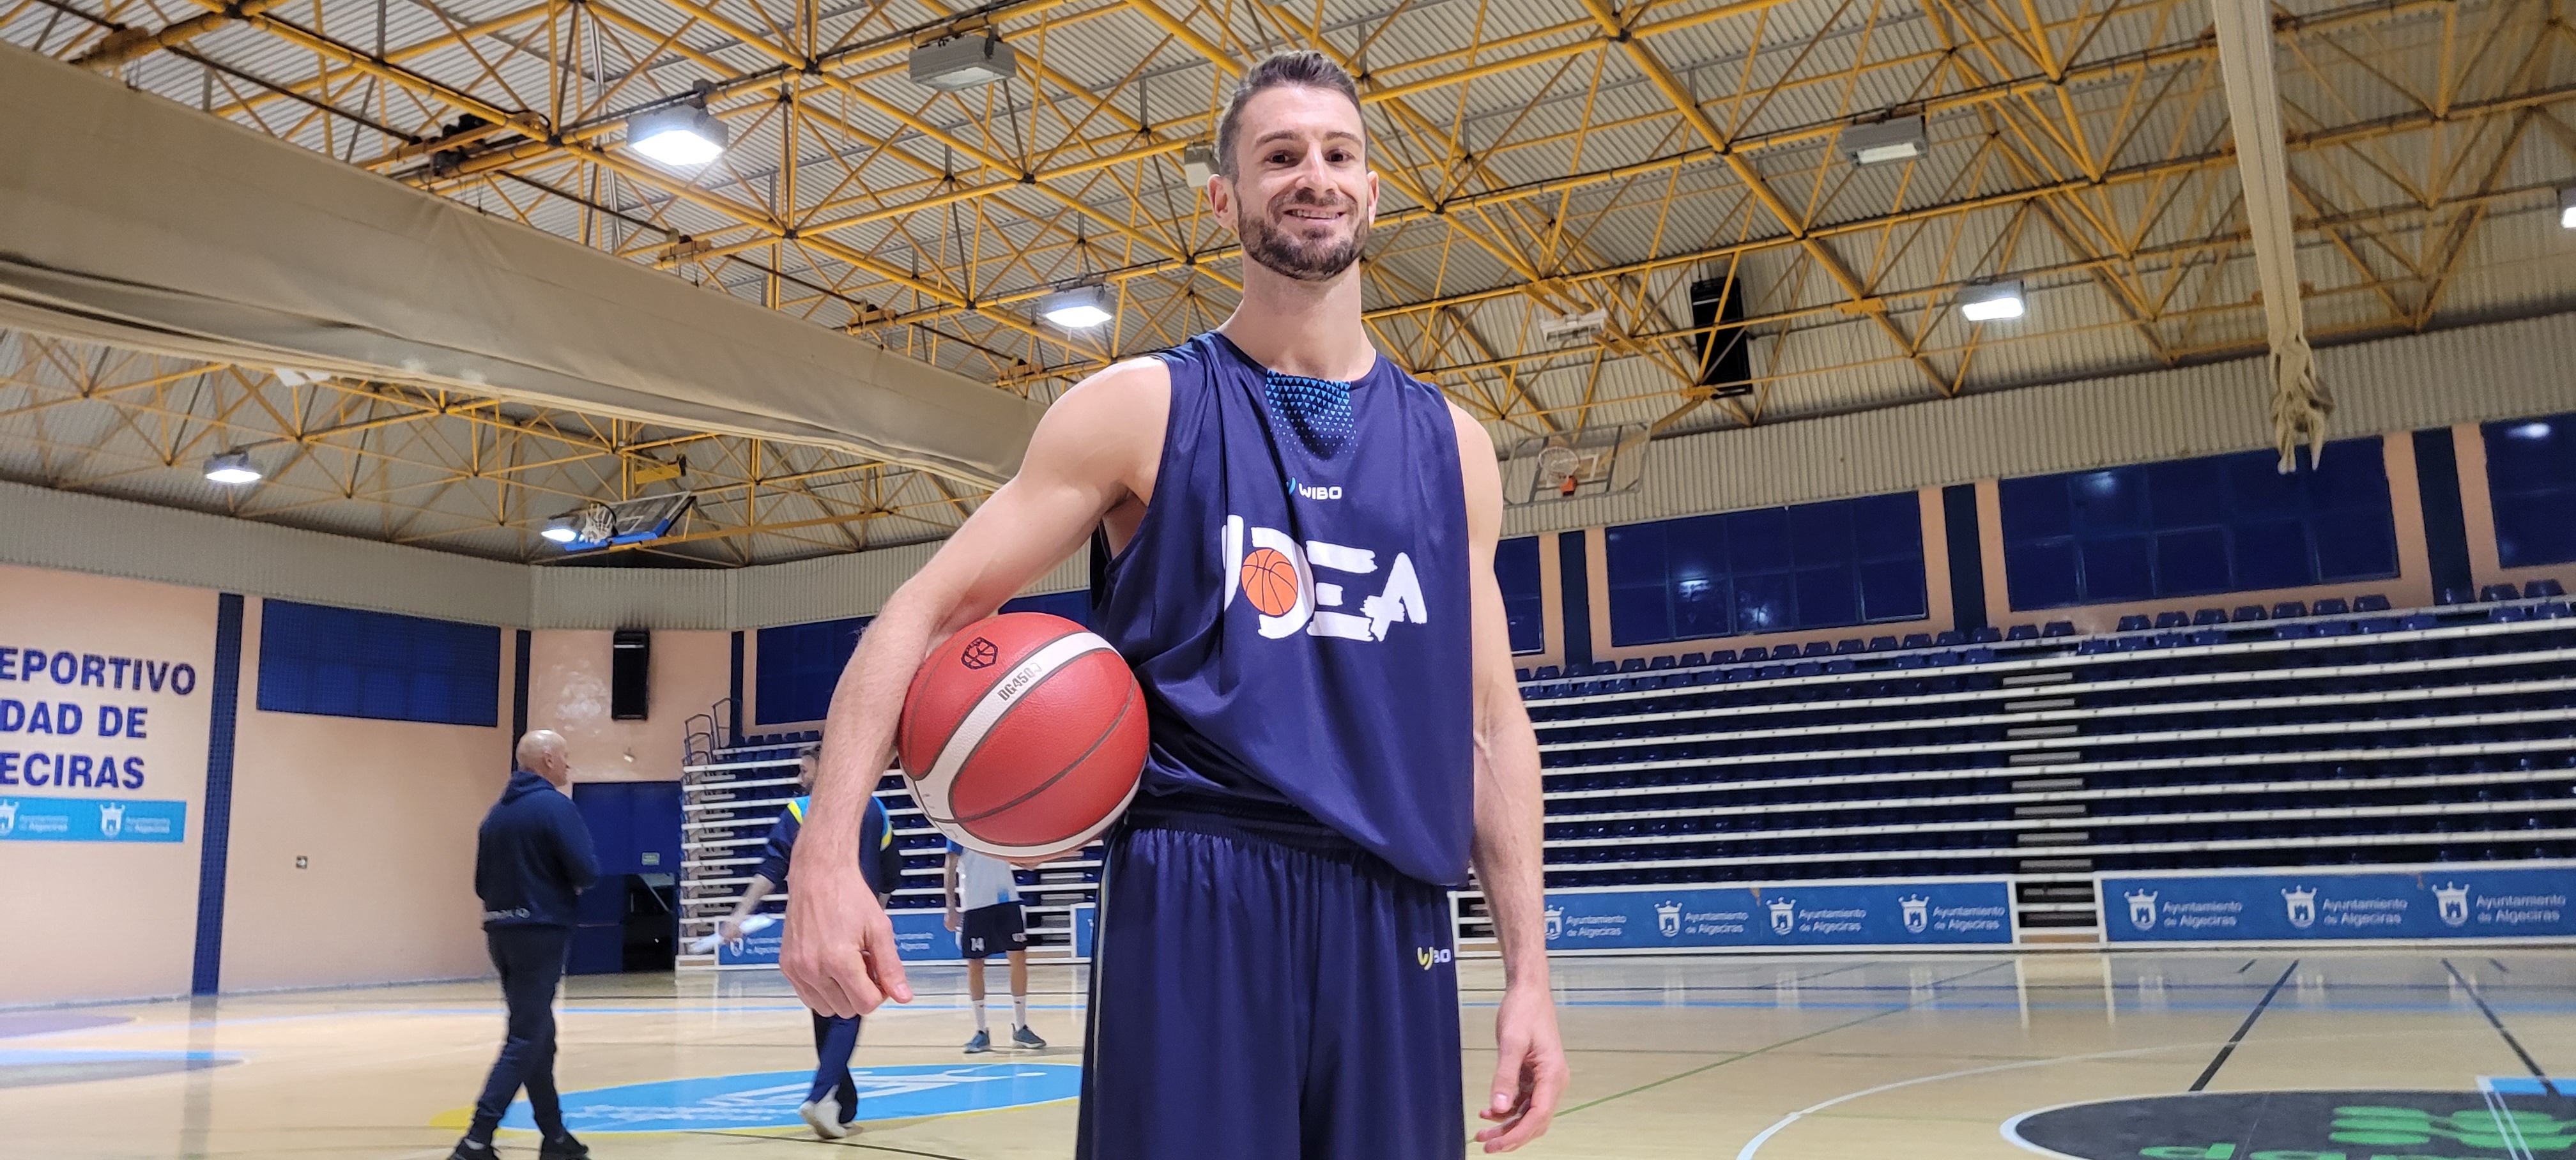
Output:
top-left (1999, 438), bottom-right (2398, 610)
top-left (1604, 492), bottom-right (1925, 648)
top-left (2483, 413), bottom-right (2576, 569)
top-left (1496, 536), bottom-right (1544, 654)
top-left (257, 600), bottom-right (500, 727)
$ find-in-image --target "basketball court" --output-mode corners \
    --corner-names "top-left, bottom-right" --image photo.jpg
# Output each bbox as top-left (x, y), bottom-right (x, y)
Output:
top-left (10, 952), bottom-right (2576, 1157)
top-left (8, 0), bottom-right (2576, 1158)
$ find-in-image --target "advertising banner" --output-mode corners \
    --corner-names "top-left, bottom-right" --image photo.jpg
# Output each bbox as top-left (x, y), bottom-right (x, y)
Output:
top-left (1540, 878), bottom-right (2014, 951)
top-left (2103, 866), bottom-right (2576, 942)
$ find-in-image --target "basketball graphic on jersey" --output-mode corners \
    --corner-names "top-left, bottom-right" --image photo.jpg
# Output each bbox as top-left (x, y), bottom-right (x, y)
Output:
top-left (1240, 546), bottom-right (1302, 616)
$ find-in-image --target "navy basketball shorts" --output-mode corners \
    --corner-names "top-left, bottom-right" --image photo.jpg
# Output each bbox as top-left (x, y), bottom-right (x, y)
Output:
top-left (1075, 813), bottom-right (1464, 1160)
top-left (960, 902), bottom-right (1027, 959)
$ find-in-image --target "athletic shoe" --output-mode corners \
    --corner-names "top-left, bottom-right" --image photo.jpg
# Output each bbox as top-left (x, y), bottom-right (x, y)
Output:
top-left (445, 1141), bottom-right (492, 1160)
top-left (539, 1134), bottom-right (590, 1159)
top-left (800, 1095), bottom-right (850, 1140)
top-left (1012, 1025), bottom-right (1048, 1049)
top-left (963, 1029), bottom-right (992, 1054)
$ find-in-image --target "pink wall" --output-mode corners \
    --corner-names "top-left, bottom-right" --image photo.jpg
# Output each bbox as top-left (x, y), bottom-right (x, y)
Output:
top-left (217, 597), bottom-right (513, 992)
top-left (0, 565), bottom-right (217, 1005)
top-left (526, 629), bottom-right (728, 782)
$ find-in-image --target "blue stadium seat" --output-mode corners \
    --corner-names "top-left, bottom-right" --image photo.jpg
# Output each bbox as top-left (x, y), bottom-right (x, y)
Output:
top-left (2311, 598), bottom-right (2350, 616)
top-left (2353, 594), bottom-right (2392, 613)
top-left (2357, 616), bottom-right (2401, 634)
top-left (2191, 629), bottom-right (2225, 646)
top-left (1533, 666), bottom-right (1561, 680)
top-left (2492, 606), bottom-right (2531, 623)
top-left (2117, 614), bottom-right (2152, 632)
top-left (2313, 620), bottom-right (2353, 636)
top-left (1935, 630), bottom-right (1968, 646)
top-left (2077, 639), bottom-right (2113, 655)
top-left (2155, 611), bottom-right (2191, 630)
top-left (1706, 650), bottom-right (1736, 664)
top-left (2005, 624), bottom-right (2039, 641)
top-left (1970, 626), bottom-right (2004, 644)
top-left (1591, 661), bottom-right (1620, 676)
top-left (1835, 639), bottom-right (1865, 654)
top-left (2272, 601), bottom-right (2308, 620)
top-left (2531, 578), bottom-right (2568, 598)
top-left (1902, 633), bottom-right (1934, 649)
top-left (2275, 623), bottom-right (2314, 639)
top-left (1739, 646), bottom-right (1768, 662)
top-left (2483, 584), bottom-right (2523, 603)
top-left (2540, 602), bottom-right (2572, 619)
top-left (1804, 641), bottom-right (1835, 657)
top-left (1869, 636), bottom-right (1899, 652)
top-left (1678, 652), bottom-right (1707, 668)
top-left (1649, 655), bottom-right (1677, 670)
top-left (2043, 621), bottom-right (2075, 637)
top-left (1619, 657), bottom-right (1648, 673)
top-left (2232, 605), bottom-right (2267, 622)
top-left (2401, 613), bottom-right (2439, 631)
top-left (1515, 668), bottom-right (1531, 682)
top-left (2189, 609), bottom-right (2225, 626)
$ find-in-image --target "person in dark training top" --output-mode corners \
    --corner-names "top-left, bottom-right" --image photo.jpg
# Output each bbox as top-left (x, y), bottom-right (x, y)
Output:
top-left (451, 729), bottom-right (599, 1160)
top-left (778, 50), bottom-right (1566, 1159)
top-left (716, 745), bottom-right (904, 1138)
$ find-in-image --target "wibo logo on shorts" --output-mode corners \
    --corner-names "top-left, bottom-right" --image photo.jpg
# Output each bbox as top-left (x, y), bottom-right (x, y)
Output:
top-left (1414, 947), bottom-right (1453, 969)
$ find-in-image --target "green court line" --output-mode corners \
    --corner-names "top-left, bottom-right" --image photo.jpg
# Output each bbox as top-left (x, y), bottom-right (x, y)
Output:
top-left (1555, 961), bottom-right (2012, 1119)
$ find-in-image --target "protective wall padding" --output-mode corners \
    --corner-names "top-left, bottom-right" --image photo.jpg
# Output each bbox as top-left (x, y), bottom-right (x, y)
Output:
top-left (0, 45), bottom-right (1043, 487)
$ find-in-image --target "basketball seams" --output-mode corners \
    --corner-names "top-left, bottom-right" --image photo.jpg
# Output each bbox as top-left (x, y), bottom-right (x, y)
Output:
top-left (952, 682), bottom-right (1139, 825)
top-left (937, 641), bottom-right (1103, 821)
top-left (917, 630), bottom-right (1110, 820)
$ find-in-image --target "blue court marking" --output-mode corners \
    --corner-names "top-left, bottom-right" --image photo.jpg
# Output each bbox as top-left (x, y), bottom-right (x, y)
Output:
top-left (0, 1013), bottom-right (129, 1039)
top-left (2483, 1076), bottom-right (2573, 1095)
top-left (496, 1063), bottom-right (1082, 1133)
top-left (0, 1048), bottom-right (241, 1089)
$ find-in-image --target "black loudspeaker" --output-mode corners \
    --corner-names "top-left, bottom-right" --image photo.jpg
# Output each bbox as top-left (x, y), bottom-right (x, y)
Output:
top-left (611, 629), bottom-right (650, 721)
top-left (1689, 275), bottom-right (1752, 397)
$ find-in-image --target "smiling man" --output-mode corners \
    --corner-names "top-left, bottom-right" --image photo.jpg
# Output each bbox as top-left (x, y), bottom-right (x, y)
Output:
top-left (781, 50), bottom-right (1565, 1157)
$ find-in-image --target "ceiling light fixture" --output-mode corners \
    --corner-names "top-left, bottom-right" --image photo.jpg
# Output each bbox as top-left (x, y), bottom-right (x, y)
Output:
top-left (1841, 116), bottom-right (1927, 165)
top-left (1039, 283), bottom-right (1115, 329)
top-left (1960, 279), bottom-right (2025, 322)
top-left (909, 33), bottom-right (1017, 91)
top-left (628, 88), bottom-right (728, 166)
top-left (203, 448), bottom-right (263, 485)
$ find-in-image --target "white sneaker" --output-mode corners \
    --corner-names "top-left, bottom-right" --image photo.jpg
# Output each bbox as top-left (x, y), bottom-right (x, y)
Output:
top-left (799, 1095), bottom-right (850, 1139)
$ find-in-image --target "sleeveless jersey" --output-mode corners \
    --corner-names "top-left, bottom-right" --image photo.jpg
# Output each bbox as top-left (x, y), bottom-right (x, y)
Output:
top-left (1089, 332), bottom-right (1475, 885)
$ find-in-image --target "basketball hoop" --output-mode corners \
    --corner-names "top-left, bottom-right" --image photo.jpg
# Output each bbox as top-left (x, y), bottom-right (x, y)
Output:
top-left (1537, 446), bottom-right (1583, 498)
top-left (1504, 424), bottom-right (1648, 507)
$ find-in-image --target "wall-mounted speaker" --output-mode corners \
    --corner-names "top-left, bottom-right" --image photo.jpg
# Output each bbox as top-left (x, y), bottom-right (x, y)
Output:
top-left (611, 629), bottom-right (650, 721)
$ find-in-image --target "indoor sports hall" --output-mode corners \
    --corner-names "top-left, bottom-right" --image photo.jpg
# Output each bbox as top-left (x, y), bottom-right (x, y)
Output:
top-left (4, 1), bottom-right (2576, 1157)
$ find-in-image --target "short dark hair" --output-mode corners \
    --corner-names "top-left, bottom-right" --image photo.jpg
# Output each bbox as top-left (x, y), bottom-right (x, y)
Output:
top-left (1214, 50), bottom-right (1364, 179)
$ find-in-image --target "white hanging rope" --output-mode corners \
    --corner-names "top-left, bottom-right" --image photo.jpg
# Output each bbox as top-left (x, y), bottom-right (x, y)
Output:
top-left (2211, 0), bottom-right (2334, 473)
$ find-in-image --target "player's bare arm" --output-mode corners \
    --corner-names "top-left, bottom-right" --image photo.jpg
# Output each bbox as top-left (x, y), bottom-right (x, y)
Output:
top-left (1453, 404), bottom-right (1570, 1152)
top-left (783, 359), bottom-right (1170, 1018)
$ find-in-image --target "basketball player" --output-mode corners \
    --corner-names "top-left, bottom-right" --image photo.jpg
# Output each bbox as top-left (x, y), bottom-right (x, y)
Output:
top-left (944, 840), bottom-right (1046, 1052)
top-left (715, 747), bottom-right (903, 1138)
top-left (783, 50), bottom-right (1565, 1156)
top-left (452, 729), bottom-right (596, 1160)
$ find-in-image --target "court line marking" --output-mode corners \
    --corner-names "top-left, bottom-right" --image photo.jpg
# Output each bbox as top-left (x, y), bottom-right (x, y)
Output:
top-left (2446, 958), bottom-right (2562, 1095)
top-left (1742, 1041), bottom-right (2201, 1160)
top-left (1552, 961), bottom-right (2013, 1119)
top-left (2188, 959), bottom-right (2297, 1092)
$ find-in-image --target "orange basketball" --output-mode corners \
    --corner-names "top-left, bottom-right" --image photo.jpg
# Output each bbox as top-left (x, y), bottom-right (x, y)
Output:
top-left (1240, 546), bottom-right (1301, 616)
top-left (897, 613), bottom-right (1146, 861)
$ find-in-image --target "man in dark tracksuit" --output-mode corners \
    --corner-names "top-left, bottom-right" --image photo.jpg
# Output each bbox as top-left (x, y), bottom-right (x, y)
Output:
top-left (717, 747), bottom-right (903, 1138)
top-left (451, 729), bottom-right (599, 1160)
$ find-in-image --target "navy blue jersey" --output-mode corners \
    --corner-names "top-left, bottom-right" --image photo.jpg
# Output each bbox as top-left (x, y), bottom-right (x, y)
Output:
top-left (1089, 332), bottom-right (1475, 885)
top-left (755, 795), bottom-right (902, 897)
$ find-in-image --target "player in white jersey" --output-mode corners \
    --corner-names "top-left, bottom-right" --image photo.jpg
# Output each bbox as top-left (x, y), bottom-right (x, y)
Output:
top-left (946, 841), bottom-right (1046, 1051)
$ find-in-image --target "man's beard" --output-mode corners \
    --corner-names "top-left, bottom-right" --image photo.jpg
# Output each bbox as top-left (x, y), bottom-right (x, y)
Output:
top-left (1236, 194), bottom-right (1369, 282)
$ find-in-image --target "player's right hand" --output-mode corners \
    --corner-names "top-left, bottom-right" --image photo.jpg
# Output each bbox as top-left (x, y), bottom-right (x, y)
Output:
top-left (716, 916), bottom-right (742, 943)
top-left (945, 908), bottom-right (961, 932)
top-left (783, 859), bottom-right (912, 1017)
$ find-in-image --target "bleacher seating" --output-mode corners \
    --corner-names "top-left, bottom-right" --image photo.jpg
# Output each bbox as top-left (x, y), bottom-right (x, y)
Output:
top-left (1492, 580), bottom-right (2574, 941)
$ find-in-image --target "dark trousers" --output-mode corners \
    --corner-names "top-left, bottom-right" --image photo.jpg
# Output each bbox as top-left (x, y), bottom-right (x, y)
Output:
top-left (809, 1011), bottom-right (861, 1115)
top-left (468, 926), bottom-right (570, 1142)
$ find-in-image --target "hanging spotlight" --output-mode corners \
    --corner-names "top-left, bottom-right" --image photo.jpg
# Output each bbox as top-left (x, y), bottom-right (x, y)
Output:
top-left (1181, 141), bottom-right (1215, 189)
top-left (628, 88), bottom-right (728, 166)
top-left (2559, 186), bottom-right (2576, 229)
top-left (1039, 283), bottom-right (1115, 329)
top-left (1840, 116), bottom-right (1927, 165)
top-left (1960, 279), bottom-right (2025, 322)
top-left (539, 518), bottom-right (579, 544)
top-left (203, 448), bottom-right (263, 485)
top-left (909, 33), bottom-right (1018, 91)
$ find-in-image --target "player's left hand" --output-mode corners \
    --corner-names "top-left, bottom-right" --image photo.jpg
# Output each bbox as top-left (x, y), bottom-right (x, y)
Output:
top-left (1476, 982), bottom-right (1567, 1152)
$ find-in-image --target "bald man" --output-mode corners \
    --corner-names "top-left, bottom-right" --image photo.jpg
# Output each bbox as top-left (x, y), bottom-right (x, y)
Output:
top-left (450, 730), bottom-right (600, 1160)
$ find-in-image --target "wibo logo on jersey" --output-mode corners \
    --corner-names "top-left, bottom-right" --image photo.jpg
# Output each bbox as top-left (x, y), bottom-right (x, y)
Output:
top-left (1285, 477), bottom-right (1343, 501)
top-left (1223, 515), bottom-right (1427, 641)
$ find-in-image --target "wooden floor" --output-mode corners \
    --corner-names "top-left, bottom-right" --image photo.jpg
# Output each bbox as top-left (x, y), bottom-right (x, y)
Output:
top-left (7, 950), bottom-right (2574, 1159)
